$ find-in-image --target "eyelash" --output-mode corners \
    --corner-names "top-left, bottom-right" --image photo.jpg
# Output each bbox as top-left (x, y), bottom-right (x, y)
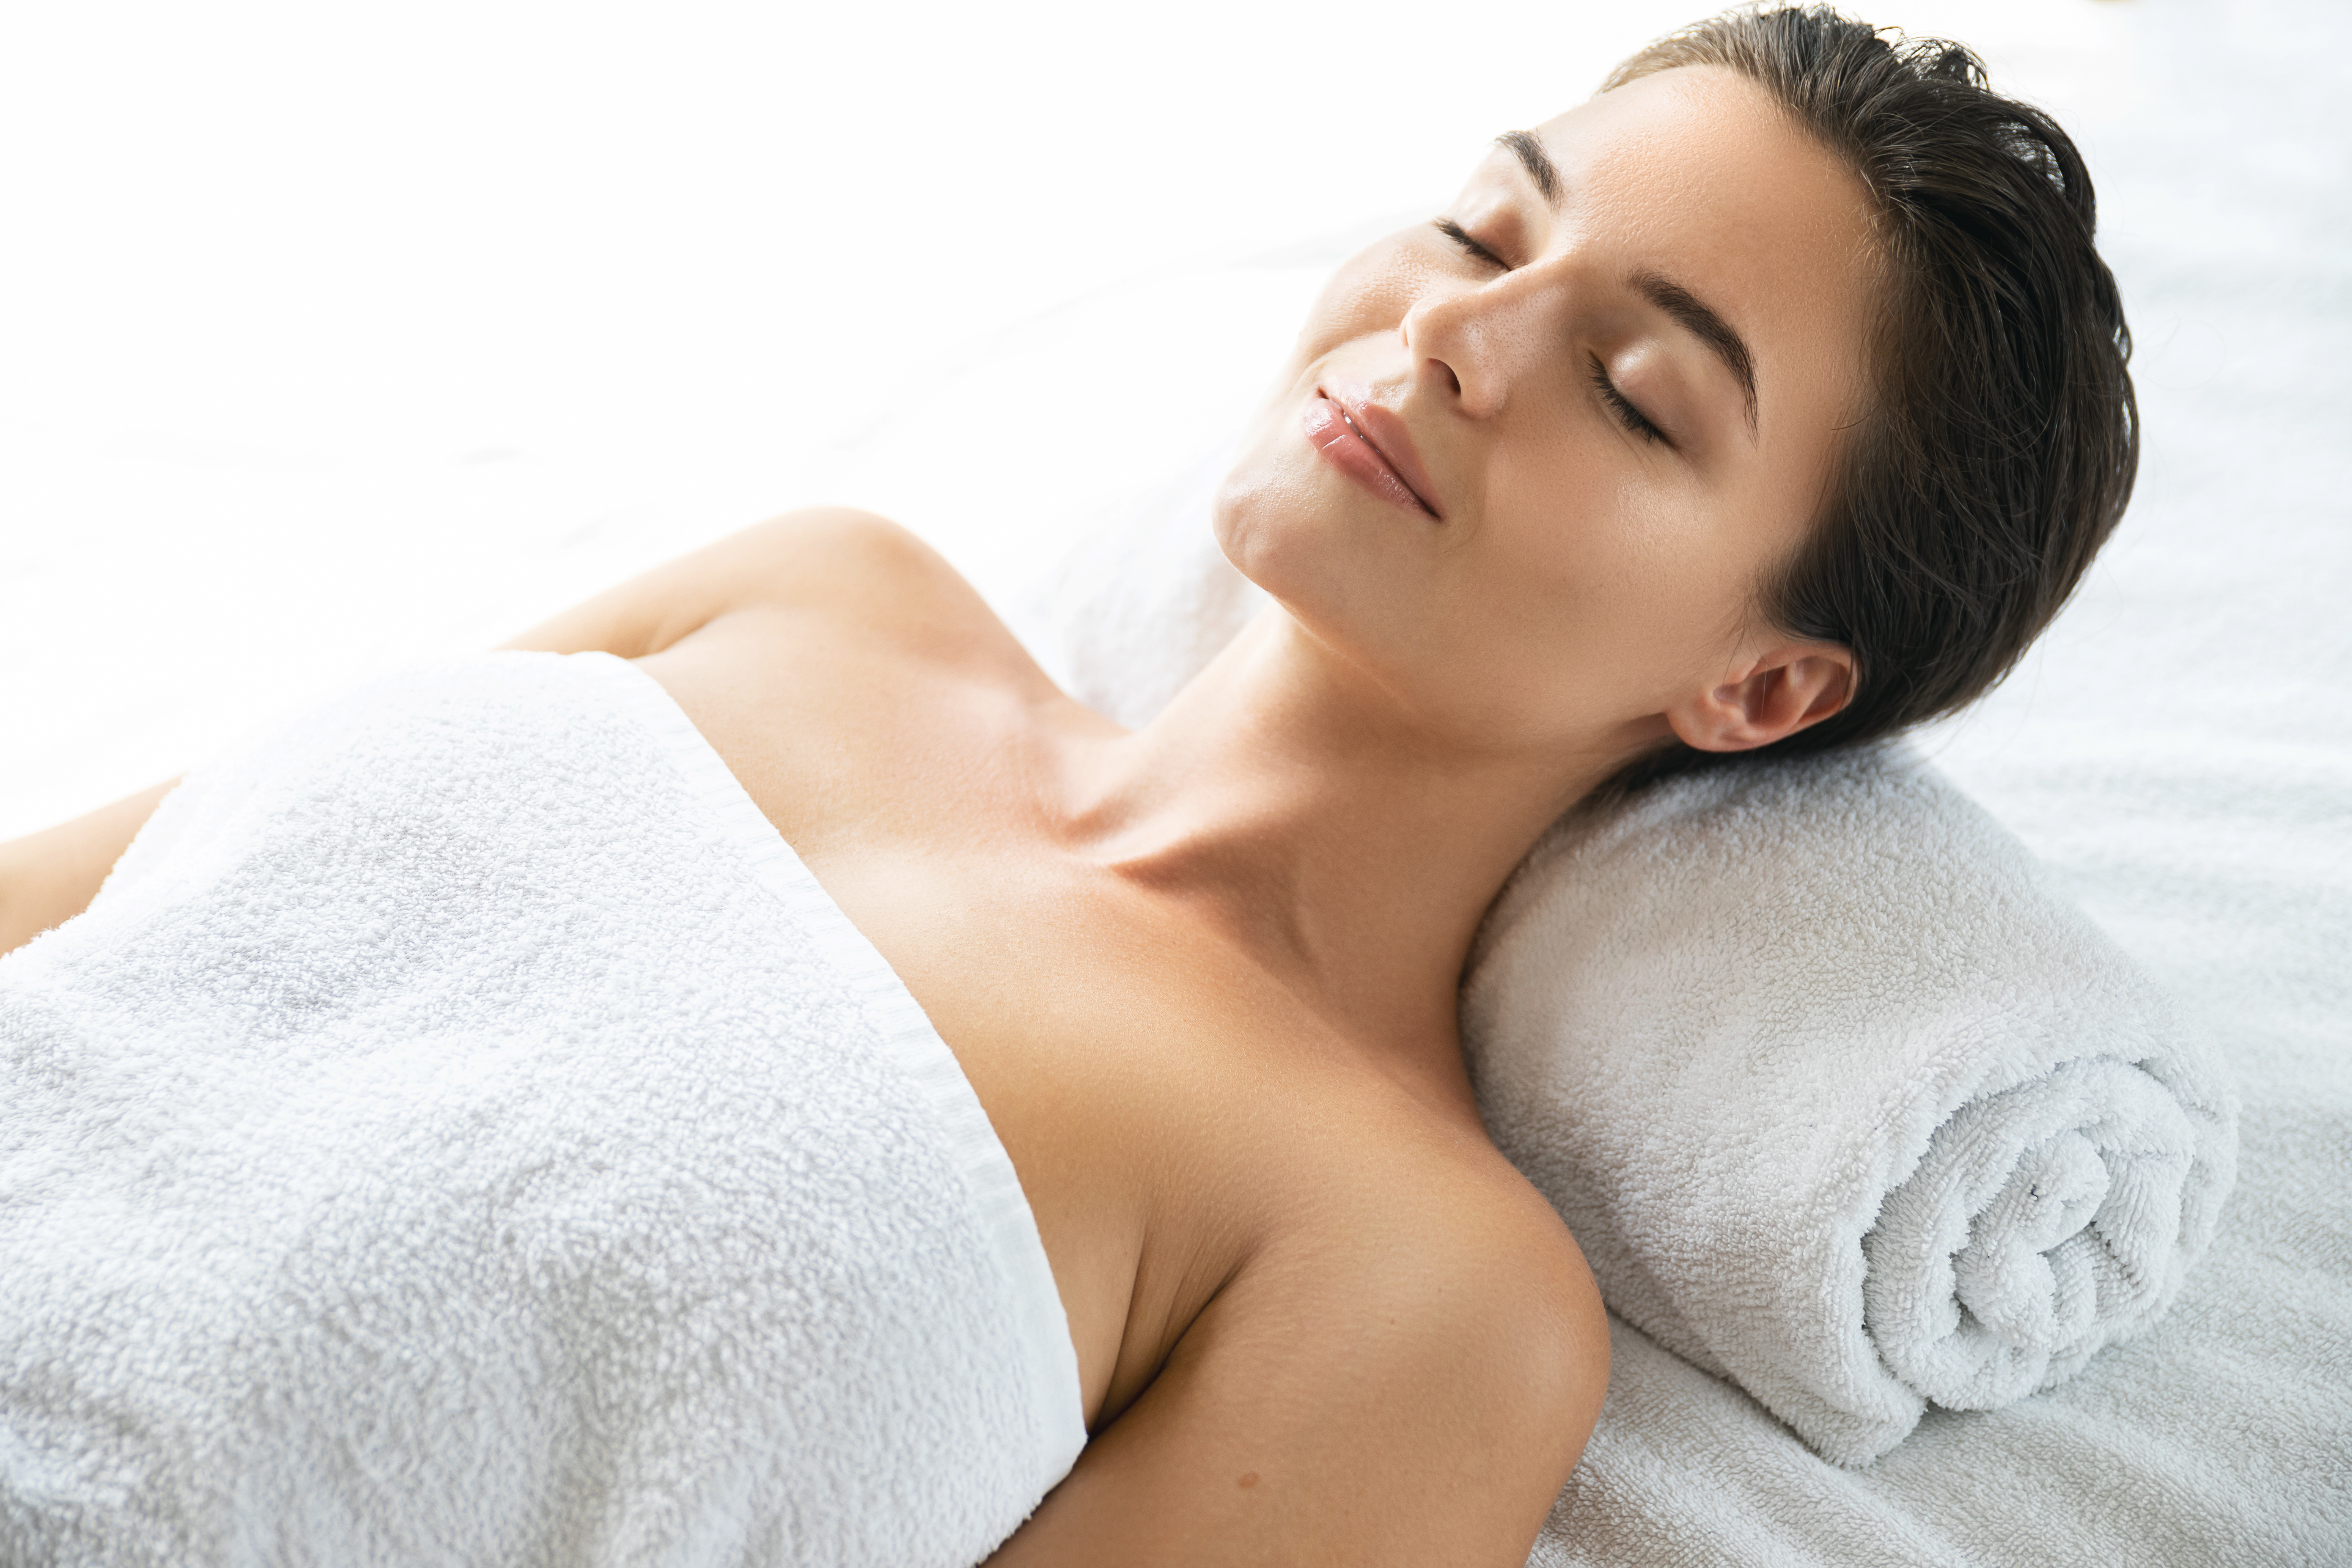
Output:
top-left (1588, 356), bottom-right (1668, 446)
top-left (1434, 217), bottom-right (1670, 449)
top-left (1434, 217), bottom-right (1505, 269)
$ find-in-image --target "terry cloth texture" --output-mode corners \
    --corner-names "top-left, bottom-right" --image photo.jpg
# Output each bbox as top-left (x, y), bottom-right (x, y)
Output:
top-left (1460, 745), bottom-right (2237, 1467)
top-left (0, 649), bottom-right (1086, 1567)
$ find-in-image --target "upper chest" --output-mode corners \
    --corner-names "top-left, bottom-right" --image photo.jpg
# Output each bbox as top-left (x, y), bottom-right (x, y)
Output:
top-left (632, 609), bottom-right (1420, 1425)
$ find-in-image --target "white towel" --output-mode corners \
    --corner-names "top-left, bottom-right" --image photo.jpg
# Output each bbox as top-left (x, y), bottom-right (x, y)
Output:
top-left (1460, 743), bottom-right (2239, 1466)
top-left (0, 650), bottom-right (1086, 1565)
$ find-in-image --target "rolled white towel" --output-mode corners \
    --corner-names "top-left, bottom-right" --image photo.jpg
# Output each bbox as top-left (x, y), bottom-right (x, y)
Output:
top-left (1460, 743), bottom-right (2238, 1466)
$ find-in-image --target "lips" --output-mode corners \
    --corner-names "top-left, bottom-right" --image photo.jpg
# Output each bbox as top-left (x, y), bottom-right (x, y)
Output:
top-left (1304, 386), bottom-right (1442, 520)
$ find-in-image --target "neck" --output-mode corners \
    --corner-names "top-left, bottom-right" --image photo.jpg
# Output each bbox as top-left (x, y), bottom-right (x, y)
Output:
top-left (1057, 609), bottom-right (1649, 1115)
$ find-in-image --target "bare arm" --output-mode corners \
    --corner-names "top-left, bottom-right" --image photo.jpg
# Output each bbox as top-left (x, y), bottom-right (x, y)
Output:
top-left (987, 1203), bottom-right (1610, 1568)
top-left (0, 778), bottom-right (179, 958)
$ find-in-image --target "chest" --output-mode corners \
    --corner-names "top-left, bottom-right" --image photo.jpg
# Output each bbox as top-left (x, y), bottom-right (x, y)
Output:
top-left (632, 618), bottom-right (1313, 1427)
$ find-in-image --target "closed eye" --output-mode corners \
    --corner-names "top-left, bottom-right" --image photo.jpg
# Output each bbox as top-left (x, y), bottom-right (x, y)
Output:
top-left (1588, 355), bottom-right (1669, 447)
top-left (1434, 217), bottom-right (1506, 269)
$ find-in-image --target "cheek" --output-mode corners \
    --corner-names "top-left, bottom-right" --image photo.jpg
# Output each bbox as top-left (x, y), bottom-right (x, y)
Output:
top-left (1287, 237), bottom-right (1444, 364)
top-left (1469, 450), bottom-right (1755, 705)
top-left (1217, 238), bottom-right (1448, 601)
top-left (1229, 251), bottom-right (1405, 485)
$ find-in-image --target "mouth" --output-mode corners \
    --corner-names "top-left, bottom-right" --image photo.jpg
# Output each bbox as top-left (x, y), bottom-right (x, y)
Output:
top-left (1304, 385), bottom-right (1442, 521)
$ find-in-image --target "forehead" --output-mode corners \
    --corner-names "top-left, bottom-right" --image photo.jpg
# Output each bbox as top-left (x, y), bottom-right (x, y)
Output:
top-left (1517, 65), bottom-right (1879, 428)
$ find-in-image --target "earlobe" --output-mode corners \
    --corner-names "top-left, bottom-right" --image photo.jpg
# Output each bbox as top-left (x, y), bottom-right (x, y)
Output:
top-left (1665, 645), bottom-right (1855, 754)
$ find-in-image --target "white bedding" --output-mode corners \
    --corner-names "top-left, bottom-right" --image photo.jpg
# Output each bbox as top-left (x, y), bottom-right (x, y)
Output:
top-left (2, 0), bottom-right (2344, 1562)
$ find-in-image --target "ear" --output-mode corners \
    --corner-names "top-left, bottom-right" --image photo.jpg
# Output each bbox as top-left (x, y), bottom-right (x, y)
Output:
top-left (1665, 643), bottom-right (1855, 754)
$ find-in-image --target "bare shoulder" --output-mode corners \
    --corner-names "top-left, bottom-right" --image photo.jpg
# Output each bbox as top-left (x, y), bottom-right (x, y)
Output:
top-left (991, 1108), bottom-right (1609, 1567)
top-left (706, 507), bottom-right (980, 622)
top-left (1283, 1110), bottom-right (1607, 1375)
top-left (1295, 1124), bottom-right (1611, 1441)
top-left (503, 506), bottom-right (1038, 679)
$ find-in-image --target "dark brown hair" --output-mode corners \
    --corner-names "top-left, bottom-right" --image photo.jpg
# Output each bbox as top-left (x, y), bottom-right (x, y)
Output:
top-left (1605, 5), bottom-right (2137, 788)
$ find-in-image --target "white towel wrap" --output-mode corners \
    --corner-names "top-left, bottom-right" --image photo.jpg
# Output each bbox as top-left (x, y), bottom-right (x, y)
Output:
top-left (0, 650), bottom-right (1086, 1565)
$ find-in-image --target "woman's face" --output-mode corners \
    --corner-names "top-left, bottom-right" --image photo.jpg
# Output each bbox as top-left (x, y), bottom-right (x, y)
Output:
top-left (1216, 64), bottom-right (1877, 760)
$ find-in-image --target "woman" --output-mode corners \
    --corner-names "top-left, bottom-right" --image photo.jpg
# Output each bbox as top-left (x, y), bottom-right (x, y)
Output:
top-left (0, 8), bottom-right (2133, 1564)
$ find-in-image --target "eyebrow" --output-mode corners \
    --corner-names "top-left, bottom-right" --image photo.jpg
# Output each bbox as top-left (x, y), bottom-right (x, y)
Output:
top-left (1493, 129), bottom-right (1760, 439)
top-left (1630, 269), bottom-right (1759, 438)
top-left (1497, 130), bottom-right (1560, 204)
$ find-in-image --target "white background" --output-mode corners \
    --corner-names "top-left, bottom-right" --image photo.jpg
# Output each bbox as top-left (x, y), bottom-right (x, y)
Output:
top-left (0, 0), bottom-right (2168, 837)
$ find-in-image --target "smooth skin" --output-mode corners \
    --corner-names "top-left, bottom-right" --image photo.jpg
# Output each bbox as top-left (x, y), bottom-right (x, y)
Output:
top-left (0, 65), bottom-right (1877, 1565)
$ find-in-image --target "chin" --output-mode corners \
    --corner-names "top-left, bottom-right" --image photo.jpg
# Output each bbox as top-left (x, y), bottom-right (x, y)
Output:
top-left (1211, 426), bottom-right (1348, 612)
top-left (1211, 389), bottom-right (1461, 688)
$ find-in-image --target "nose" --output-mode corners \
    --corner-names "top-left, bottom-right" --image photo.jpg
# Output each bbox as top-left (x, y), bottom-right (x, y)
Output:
top-left (1399, 274), bottom-right (1517, 420)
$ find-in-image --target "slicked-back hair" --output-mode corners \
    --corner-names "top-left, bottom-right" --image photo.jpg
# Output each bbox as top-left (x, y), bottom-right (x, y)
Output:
top-left (1601, 5), bottom-right (2137, 791)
